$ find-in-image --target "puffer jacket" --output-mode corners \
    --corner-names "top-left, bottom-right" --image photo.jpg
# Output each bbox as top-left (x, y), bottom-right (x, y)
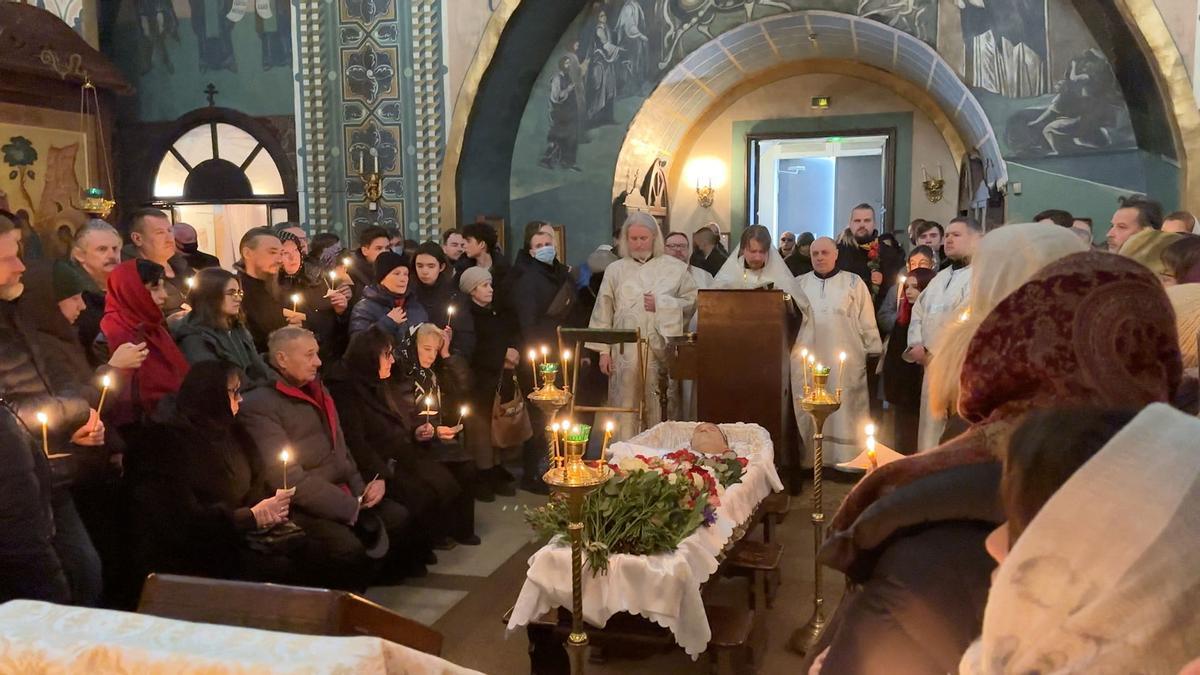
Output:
top-left (349, 283), bottom-right (430, 350)
top-left (413, 271), bottom-right (475, 357)
top-left (173, 315), bottom-right (275, 389)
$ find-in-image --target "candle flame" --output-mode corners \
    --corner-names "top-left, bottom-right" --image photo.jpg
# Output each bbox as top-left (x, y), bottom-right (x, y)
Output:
top-left (551, 422), bottom-right (560, 432)
top-left (540, 345), bottom-right (549, 356)
top-left (290, 293), bottom-right (301, 304)
top-left (101, 374), bottom-right (111, 388)
top-left (866, 436), bottom-right (876, 452)
top-left (959, 309), bottom-right (971, 323)
top-left (899, 275), bottom-right (907, 284)
top-left (459, 405), bottom-right (469, 417)
top-left (424, 395), bottom-right (433, 407)
top-left (185, 276), bottom-right (196, 289)
top-left (605, 420), bottom-right (614, 432)
top-left (328, 271), bottom-right (337, 281)
top-left (447, 306), bottom-right (455, 316)
top-left (528, 349), bottom-right (537, 362)
top-left (36, 411), bottom-right (47, 425)
top-left (864, 422), bottom-right (876, 437)
top-left (342, 257), bottom-right (352, 267)
top-left (839, 351), bottom-right (847, 363)
top-left (800, 347), bottom-right (808, 359)
top-left (562, 349), bottom-right (571, 361)
top-left (279, 449), bottom-right (290, 463)
top-left (807, 354), bottom-right (815, 364)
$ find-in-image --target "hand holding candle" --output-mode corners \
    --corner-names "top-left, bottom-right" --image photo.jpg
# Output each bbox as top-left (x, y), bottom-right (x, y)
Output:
top-left (36, 411), bottom-right (49, 457)
top-left (290, 293), bottom-right (302, 312)
top-left (456, 404), bottom-right (468, 427)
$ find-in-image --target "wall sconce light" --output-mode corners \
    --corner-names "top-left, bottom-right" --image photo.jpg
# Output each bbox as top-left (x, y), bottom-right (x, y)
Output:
top-left (357, 148), bottom-right (382, 211)
top-left (921, 164), bottom-right (945, 204)
top-left (695, 177), bottom-right (715, 208)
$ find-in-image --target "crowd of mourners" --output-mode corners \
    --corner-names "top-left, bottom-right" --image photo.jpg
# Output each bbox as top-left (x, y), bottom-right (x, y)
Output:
top-left (1, 198), bottom-right (1198, 674)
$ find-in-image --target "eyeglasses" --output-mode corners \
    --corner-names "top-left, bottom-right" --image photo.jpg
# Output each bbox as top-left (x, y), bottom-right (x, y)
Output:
top-left (224, 289), bottom-right (245, 298)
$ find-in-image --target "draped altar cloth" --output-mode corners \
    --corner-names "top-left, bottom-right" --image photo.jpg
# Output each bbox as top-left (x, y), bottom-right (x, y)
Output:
top-left (506, 422), bottom-right (784, 658)
top-left (0, 600), bottom-right (481, 674)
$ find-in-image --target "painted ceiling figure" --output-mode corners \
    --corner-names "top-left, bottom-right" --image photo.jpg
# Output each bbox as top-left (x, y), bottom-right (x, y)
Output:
top-left (958, 0), bottom-right (1048, 97)
top-left (189, 0), bottom-right (237, 73)
top-left (614, 0), bottom-right (650, 94)
top-left (581, 8), bottom-right (621, 128)
top-left (137, 0), bottom-right (179, 75)
top-left (857, 0), bottom-right (934, 43)
top-left (540, 55), bottom-right (583, 171)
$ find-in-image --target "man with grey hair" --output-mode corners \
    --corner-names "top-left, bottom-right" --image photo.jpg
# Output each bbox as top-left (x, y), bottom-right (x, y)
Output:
top-left (589, 213), bottom-right (698, 436)
top-left (58, 220), bottom-right (122, 361)
top-left (239, 326), bottom-right (412, 589)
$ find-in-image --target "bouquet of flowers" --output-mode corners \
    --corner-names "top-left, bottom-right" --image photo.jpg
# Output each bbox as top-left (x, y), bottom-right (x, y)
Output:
top-left (862, 239), bottom-right (881, 292)
top-left (525, 450), bottom-right (748, 574)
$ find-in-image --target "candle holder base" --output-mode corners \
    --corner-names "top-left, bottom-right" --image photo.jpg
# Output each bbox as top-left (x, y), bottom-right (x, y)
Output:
top-left (787, 606), bottom-right (827, 656)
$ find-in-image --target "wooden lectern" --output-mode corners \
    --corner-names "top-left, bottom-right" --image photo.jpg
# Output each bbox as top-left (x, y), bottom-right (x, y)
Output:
top-left (670, 289), bottom-right (795, 483)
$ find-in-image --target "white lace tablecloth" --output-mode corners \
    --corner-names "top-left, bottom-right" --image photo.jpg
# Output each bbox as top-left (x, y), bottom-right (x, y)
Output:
top-left (507, 422), bottom-right (783, 658)
top-left (0, 600), bottom-right (481, 674)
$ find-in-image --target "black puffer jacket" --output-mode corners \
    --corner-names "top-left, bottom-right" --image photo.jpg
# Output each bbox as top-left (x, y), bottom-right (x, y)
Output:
top-left (507, 249), bottom-right (571, 353)
top-left (0, 299), bottom-right (92, 441)
top-left (413, 271), bottom-right (476, 357)
top-left (805, 462), bottom-right (1002, 675)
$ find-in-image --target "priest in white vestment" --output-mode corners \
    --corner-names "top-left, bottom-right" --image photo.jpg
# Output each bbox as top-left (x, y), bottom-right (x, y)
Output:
top-left (796, 237), bottom-right (882, 465)
top-left (665, 231), bottom-right (711, 420)
top-left (589, 214), bottom-right (698, 437)
top-left (907, 217), bottom-right (981, 450)
top-left (714, 225), bottom-right (815, 436)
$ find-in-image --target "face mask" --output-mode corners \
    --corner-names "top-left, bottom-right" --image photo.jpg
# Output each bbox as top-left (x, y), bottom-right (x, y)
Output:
top-left (179, 242), bottom-right (199, 254)
top-left (391, 245), bottom-right (406, 255)
top-left (533, 246), bottom-right (556, 264)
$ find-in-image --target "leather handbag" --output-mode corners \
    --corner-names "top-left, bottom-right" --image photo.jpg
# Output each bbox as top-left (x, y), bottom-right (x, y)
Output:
top-left (544, 279), bottom-right (576, 321)
top-left (244, 520), bottom-right (306, 555)
top-left (492, 372), bottom-right (533, 448)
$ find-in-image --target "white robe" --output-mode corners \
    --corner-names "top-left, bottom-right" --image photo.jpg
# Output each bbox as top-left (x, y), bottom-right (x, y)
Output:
top-left (908, 264), bottom-right (972, 451)
top-left (796, 271), bottom-right (882, 465)
top-left (588, 254), bottom-right (698, 438)
top-left (713, 251), bottom-right (815, 441)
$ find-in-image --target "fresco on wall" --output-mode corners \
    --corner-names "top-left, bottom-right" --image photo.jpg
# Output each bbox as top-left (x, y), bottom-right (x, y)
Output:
top-left (0, 124), bottom-right (90, 259)
top-left (11, 0), bottom-right (84, 35)
top-left (106, 0), bottom-right (294, 121)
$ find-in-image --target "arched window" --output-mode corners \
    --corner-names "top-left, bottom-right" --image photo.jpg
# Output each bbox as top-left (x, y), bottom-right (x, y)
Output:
top-left (153, 122), bottom-right (285, 199)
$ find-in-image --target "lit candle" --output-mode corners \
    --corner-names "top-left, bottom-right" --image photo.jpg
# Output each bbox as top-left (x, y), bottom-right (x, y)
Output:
top-left (865, 423), bottom-right (877, 471)
top-left (959, 309), bottom-right (971, 323)
top-left (807, 354), bottom-right (816, 384)
top-left (185, 276), bottom-right (196, 290)
top-left (289, 293), bottom-right (301, 313)
top-left (800, 348), bottom-right (809, 390)
top-left (445, 305), bottom-right (455, 330)
top-left (424, 395), bottom-right (433, 417)
top-left (36, 411), bottom-right (49, 457)
top-left (457, 404), bottom-right (468, 427)
top-left (551, 422), bottom-right (562, 467)
top-left (561, 349), bottom-right (572, 390)
top-left (325, 270), bottom-right (336, 290)
top-left (342, 256), bottom-right (352, 268)
top-left (94, 374), bottom-right (111, 432)
top-left (540, 345), bottom-right (549, 366)
top-left (838, 351), bottom-right (847, 387)
top-left (528, 349), bottom-right (538, 388)
top-left (897, 275), bottom-right (906, 312)
top-left (600, 420), bottom-right (614, 464)
top-left (279, 448), bottom-right (291, 490)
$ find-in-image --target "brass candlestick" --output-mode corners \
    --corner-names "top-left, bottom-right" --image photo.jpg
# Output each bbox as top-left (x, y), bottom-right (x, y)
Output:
top-left (528, 364), bottom-right (572, 468)
top-left (543, 434), bottom-right (612, 675)
top-left (789, 370), bottom-right (842, 656)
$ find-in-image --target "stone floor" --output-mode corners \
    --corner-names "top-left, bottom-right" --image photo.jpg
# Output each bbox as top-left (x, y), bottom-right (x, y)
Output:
top-left (365, 474), bottom-right (857, 675)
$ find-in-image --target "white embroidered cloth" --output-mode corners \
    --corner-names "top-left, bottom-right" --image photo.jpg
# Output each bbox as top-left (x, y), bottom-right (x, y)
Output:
top-left (507, 422), bottom-right (783, 658)
top-left (0, 600), bottom-right (481, 674)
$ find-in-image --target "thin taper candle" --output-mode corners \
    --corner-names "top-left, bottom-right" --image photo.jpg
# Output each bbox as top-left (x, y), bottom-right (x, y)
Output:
top-left (290, 293), bottom-right (301, 312)
top-left (528, 349), bottom-right (538, 388)
top-left (838, 351), bottom-right (847, 387)
top-left (600, 420), bottom-right (614, 464)
top-left (457, 405), bottom-right (468, 427)
top-left (36, 411), bottom-right (48, 457)
top-left (446, 305), bottom-right (455, 330)
top-left (800, 348), bottom-right (809, 390)
top-left (279, 449), bottom-right (291, 490)
top-left (561, 349), bottom-right (572, 389)
top-left (897, 275), bottom-right (906, 312)
top-left (94, 374), bottom-right (111, 432)
top-left (540, 345), bottom-right (549, 367)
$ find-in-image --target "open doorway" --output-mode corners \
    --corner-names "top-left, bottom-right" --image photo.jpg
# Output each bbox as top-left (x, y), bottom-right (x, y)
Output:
top-left (747, 131), bottom-right (894, 241)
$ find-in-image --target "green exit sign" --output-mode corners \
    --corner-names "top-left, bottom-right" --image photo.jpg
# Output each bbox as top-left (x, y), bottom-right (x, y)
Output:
top-left (811, 96), bottom-right (831, 109)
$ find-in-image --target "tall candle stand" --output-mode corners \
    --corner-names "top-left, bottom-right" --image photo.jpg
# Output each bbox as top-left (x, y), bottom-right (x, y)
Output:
top-left (543, 426), bottom-right (612, 675)
top-left (528, 362), bottom-right (572, 463)
top-left (788, 367), bottom-right (842, 655)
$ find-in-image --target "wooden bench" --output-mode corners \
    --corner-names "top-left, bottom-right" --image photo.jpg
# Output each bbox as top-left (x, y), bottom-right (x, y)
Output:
top-left (760, 492), bottom-right (791, 543)
top-left (724, 539), bottom-right (784, 609)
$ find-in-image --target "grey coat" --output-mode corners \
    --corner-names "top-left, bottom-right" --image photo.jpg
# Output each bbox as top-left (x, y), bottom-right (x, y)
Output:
top-left (238, 379), bottom-right (365, 525)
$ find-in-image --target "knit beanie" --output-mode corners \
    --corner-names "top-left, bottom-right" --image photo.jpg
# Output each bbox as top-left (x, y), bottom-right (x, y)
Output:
top-left (374, 251), bottom-right (407, 284)
top-left (458, 266), bottom-right (492, 295)
top-left (52, 261), bottom-right (88, 301)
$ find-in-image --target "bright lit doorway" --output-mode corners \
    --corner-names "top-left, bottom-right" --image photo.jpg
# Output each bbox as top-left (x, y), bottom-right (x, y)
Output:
top-left (747, 132), bottom-right (893, 241)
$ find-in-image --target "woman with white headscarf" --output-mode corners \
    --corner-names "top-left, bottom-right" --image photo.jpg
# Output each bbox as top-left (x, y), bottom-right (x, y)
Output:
top-left (588, 213), bottom-right (698, 437)
top-left (924, 223), bottom-right (1088, 440)
top-left (962, 403), bottom-right (1200, 674)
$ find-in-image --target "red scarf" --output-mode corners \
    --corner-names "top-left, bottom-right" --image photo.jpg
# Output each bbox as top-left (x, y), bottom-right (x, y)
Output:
top-left (273, 377), bottom-right (340, 444)
top-left (101, 260), bottom-right (190, 422)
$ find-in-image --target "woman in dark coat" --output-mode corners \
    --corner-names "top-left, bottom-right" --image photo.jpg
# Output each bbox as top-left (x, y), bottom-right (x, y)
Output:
top-left (326, 327), bottom-right (455, 563)
top-left (506, 222), bottom-right (572, 494)
top-left (278, 230), bottom-right (351, 367)
top-left (125, 361), bottom-right (295, 584)
top-left (881, 266), bottom-right (936, 455)
top-left (459, 267), bottom-right (520, 499)
top-left (348, 251), bottom-right (429, 355)
top-left (174, 268), bottom-right (274, 389)
top-left (411, 241), bottom-right (476, 358)
top-left (806, 253), bottom-right (1182, 674)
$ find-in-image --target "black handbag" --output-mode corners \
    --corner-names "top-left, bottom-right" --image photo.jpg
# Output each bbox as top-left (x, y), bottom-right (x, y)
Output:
top-left (244, 520), bottom-right (306, 554)
top-left (544, 279), bottom-right (576, 321)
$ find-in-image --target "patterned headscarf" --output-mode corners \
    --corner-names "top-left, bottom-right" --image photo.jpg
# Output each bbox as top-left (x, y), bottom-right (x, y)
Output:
top-left (959, 251), bottom-right (1181, 426)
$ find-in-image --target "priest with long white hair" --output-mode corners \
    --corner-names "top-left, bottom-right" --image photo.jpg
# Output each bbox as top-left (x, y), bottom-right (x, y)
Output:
top-left (714, 225), bottom-right (815, 448)
top-left (589, 213), bottom-right (698, 437)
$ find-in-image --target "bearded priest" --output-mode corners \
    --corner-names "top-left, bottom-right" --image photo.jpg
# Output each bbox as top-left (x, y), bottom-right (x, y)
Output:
top-left (589, 213), bottom-right (699, 437)
top-left (796, 237), bottom-right (883, 465)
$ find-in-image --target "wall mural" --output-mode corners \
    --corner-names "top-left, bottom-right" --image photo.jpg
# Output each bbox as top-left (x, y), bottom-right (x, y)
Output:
top-left (0, 123), bottom-right (89, 259)
top-left (509, 0), bottom-right (1143, 259)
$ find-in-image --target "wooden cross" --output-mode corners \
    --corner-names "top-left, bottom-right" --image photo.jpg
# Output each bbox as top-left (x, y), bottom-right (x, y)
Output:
top-left (204, 83), bottom-right (218, 106)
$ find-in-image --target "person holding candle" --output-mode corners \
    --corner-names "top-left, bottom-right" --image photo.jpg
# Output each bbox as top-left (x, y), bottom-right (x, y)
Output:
top-left (236, 228), bottom-right (303, 354)
top-left (589, 213), bottom-right (699, 437)
top-left (124, 361), bottom-right (299, 584)
top-left (875, 245), bottom-right (936, 338)
top-left (349, 251), bottom-right (430, 359)
top-left (59, 219), bottom-right (123, 367)
top-left (880, 267), bottom-right (936, 454)
top-left (460, 266), bottom-right (522, 500)
top-left (174, 268), bottom-right (276, 389)
top-left (239, 326), bottom-right (411, 590)
top-left (277, 229), bottom-right (351, 367)
top-left (794, 237), bottom-right (882, 465)
top-left (411, 242), bottom-right (476, 358)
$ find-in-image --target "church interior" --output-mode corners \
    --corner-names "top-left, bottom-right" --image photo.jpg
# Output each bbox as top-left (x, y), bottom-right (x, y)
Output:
top-left (1, 0), bottom-right (1199, 672)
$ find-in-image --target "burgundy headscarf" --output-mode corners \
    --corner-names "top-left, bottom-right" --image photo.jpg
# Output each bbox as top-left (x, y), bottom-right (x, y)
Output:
top-left (825, 252), bottom-right (1181, 556)
top-left (101, 260), bottom-right (190, 424)
top-left (896, 267), bottom-right (936, 327)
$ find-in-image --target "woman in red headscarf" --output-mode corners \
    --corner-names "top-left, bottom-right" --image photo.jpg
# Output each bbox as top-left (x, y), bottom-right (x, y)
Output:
top-left (803, 252), bottom-right (1182, 675)
top-left (881, 265), bottom-right (938, 454)
top-left (101, 259), bottom-right (190, 428)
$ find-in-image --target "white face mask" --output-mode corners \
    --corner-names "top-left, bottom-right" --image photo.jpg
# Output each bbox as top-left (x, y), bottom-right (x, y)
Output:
top-left (533, 245), bottom-right (556, 264)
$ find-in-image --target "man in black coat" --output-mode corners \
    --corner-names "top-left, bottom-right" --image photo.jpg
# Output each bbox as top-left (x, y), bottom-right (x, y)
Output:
top-left (836, 203), bottom-right (906, 309)
top-left (689, 225), bottom-right (727, 277)
top-left (172, 222), bottom-right (221, 270)
top-left (60, 219), bottom-right (123, 365)
top-left (0, 214), bottom-right (103, 606)
top-left (277, 230), bottom-right (351, 368)
top-left (237, 228), bottom-right (304, 354)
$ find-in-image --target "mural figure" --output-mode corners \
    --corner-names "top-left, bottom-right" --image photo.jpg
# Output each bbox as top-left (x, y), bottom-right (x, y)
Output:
top-left (256, 0), bottom-right (292, 70)
top-left (655, 0), bottom-right (791, 70)
top-left (857, 0), bottom-right (936, 44)
top-left (138, 0), bottom-right (180, 74)
top-left (540, 55), bottom-right (584, 171)
top-left (190, 0), bottom-right (237, 72)
top-left (958, 0), bottom-right (1048, 98)
top-left (1005, 49), bottom-right (1134, 157)
top-left (581, 7), bottom-right (622, 127)
top-left (614, 0), bottom-right (650, 94)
